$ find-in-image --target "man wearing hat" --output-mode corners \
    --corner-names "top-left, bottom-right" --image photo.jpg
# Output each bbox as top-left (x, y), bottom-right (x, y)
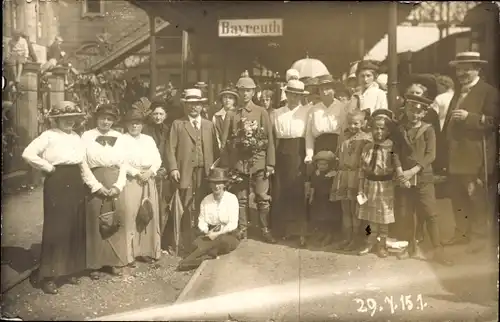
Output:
top-left (393, 94), bottom-right (453, 265)
top-left (270, 79), bottom-right (311, 244)
top-left (220, 74), bottom-right (276, 243)
top-left (212, 85), bottom-right (238, 148)
top-left (442, 52), bottom-right (499, 248)
top-left (166, 88), bottom-right (220, 249)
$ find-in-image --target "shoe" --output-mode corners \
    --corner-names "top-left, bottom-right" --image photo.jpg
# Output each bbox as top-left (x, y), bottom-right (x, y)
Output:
top-left (237, 228), bottom-right (248, 240)
top-left (376, 243), bottom-right (389, 258)
top-left (89, 271), bottom-right (101, 280)
top-left (358, 244), bottom-right (374, 256)
top-left (67, 277), bottom-right (81, 285)
top-left (443, 234), bottom-right (470, 246)
top-left (262, 228), bottom-right (277, 244)
top-left (41, 280), bottom-right (58, 294)
top-left (127, 261), bottom-right (137, 268)
top-left (110, 267), bottom-right (123, 276)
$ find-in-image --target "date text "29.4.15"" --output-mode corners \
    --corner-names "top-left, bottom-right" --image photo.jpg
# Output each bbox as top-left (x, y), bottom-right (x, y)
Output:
top-left (353, 294), bottom-right (428, 317)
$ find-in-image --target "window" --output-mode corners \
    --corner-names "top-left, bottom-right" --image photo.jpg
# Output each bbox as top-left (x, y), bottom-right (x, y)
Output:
top-left (82, 0), bottom-right (104, 17)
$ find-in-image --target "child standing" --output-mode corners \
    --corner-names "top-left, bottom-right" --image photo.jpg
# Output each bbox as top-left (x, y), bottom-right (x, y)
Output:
top-left (330, 110), bottom-right (372, 250)
top-left (7, 30), bottom-right (29, 87)
top-left (357, 109), bottom-right (401, 258)
top-left (393, 94), bottom-right (453, 266)
top-left (307, 150), bottom-right (337, 247)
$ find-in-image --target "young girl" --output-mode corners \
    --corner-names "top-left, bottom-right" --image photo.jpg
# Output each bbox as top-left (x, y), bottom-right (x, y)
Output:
top-left (330, 110), bottom-right (372, 251)
top-left (307, 150), bottom-right (337, 247)
top-left (357, 109), bottom-right (402, 258)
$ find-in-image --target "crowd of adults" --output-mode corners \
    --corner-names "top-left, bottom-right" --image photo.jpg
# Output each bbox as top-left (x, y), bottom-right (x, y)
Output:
top-left (22, 51), bottom-right (498, 294)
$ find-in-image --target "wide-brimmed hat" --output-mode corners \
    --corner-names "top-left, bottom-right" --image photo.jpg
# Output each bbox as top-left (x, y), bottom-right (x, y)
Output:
top-left (47, 101), bottom-right (85, 118)
top-left (284, 79), bottom-right (309, 95)
top-left (195, 81), bottom-right (208, 89)
top-left (181, 88), bottom-right (208, 103)
top-left (149, 99), bottom-right (167, 112)
top-left (403, 74), bottom-right (438, 100)
top-left (312, 150), bottom-right (336, 163)
top-left (95, 103), bottom-right (119, 119)
top-left (207, 167), bottom-right (230, 183)
top-left (236, 76), bottom-right (257, 89)
top-left (123, 109), bottom-right (145, 123)
top-left (404, 94), bottom-right (433, 110)
top-left (218, 86), bottom-right (239, 100)
top-left (449, 51), bottom-right (488, 66)
top-left (301, 77), bottom-right (319, 87)
top-left (356, 60), bottom-right (381, 74)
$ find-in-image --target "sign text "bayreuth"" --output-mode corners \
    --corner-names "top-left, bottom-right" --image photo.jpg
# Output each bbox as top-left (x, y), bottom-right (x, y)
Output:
top-left (218, 19), bottom-right (283, 37)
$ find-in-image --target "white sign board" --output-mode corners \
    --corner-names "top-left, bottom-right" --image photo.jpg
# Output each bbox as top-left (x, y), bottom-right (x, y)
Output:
top-left (218, 19), bottom-right (283, 37)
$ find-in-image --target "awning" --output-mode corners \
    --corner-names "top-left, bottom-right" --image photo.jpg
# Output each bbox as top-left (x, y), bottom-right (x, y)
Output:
top-left (364, 26), bottom-right (470, 62)
top-left (127, 1), bottom-right (415, 76)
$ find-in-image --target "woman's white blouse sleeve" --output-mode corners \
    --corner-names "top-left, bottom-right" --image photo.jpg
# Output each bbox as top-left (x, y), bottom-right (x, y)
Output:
top-left (22, 131), bottom-right (55, 173)
top-left (219, 193), bottom-right (239, 234)
top-left (198, 198), bottom-right (209, 234)
top-left (80, 132), bottom-right (104, 193)
top-left (376, 90), bottom-right (388, 111)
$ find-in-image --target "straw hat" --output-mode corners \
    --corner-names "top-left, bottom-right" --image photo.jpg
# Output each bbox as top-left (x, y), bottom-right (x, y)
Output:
top-left (47, 101), bottom-right (85, 118)
top-left (449, 51), bottom-right (487, 66)
top-left (218, 86), bottom-right (239, 100)
top-left (181, 88), bottom-right (208, 103)
top-left (284, 79), bottom-right (309, 95)
top-left (236, 76), bottom-right (257, 89)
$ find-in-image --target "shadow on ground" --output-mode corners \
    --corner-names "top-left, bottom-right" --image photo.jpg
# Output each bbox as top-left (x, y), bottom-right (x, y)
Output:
top-left (1, 243), bottom-right (41, 274)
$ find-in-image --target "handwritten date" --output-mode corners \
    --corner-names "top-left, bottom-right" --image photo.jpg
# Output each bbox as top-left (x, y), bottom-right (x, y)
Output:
top-left (353, 294), bottom-right (428, 316)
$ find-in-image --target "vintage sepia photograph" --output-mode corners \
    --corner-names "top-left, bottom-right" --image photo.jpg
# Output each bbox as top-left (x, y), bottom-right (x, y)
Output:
top-left (1, 1), bottom-right (499, 321)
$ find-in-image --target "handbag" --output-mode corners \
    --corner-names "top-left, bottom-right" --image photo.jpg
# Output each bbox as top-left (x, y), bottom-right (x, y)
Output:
top-left (98, 198), bottom-right (120, 239)
top-left (136, 181), bottom-right (154, 232)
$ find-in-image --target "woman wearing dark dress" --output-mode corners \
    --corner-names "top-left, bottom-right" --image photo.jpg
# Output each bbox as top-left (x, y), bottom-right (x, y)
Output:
top-left (22, 101), bottom-right (87, 294)
top-left (142, 100), bottom-right (171, 250)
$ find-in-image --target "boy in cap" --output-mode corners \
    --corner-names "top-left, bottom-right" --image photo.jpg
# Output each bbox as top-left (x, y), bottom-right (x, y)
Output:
top-left (393, 94), bottom-right (452, 265)
top-left (220, 74), bottom-right (276, 243)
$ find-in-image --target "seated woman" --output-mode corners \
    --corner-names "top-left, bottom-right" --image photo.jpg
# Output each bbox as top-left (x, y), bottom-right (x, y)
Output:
top-left (177, 168), bottom-right (240, 271)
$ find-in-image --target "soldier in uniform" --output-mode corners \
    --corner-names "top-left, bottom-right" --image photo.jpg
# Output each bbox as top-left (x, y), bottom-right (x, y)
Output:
top-left (220, 75), bottom-right (277, 243)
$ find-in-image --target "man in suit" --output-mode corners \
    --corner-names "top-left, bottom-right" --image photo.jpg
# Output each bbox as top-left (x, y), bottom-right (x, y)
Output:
top-left (220, 75), bottom-right (277, 243)
top-left (166, 88), bottom-right (220, 251)
top-left (442, 52), bottom-right (498, 248)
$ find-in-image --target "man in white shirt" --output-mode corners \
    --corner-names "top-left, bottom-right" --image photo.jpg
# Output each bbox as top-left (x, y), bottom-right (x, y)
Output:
top-left (177, 168), bottom-right (239, 271)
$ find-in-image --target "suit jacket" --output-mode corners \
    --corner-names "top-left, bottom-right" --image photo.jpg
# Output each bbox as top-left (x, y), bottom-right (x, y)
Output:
top-left (143, 122), bottom-right (170, 166)
top-left (442, 79), bottom-right (499, 177)
top-left (220, 101), bottom-right (276, 174)
top-left (166, 117), bottom-right (219, 189)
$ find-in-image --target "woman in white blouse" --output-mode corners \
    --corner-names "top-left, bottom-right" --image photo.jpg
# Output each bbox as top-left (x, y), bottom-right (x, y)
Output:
top-left (22, 101), bottom-right (87, 294)
top-left (270, 79), bottom-right (311, 247)
top-left (350, 60), bottom-right (388, 116)
top-left (120, 109), bottom-right (162, 263)
top-left (81, 104), bottom-right (132, 279)
top-left (177, 168), bottom-right (240, 271)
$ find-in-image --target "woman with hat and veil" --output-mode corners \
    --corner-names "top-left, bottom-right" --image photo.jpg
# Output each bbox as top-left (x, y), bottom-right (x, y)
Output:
top-left (22, 101), bottom-right (87, 294)
top-left (81, 104), bottom-right (133, 279)
top-left (177, 168), bottom-right (240, 271)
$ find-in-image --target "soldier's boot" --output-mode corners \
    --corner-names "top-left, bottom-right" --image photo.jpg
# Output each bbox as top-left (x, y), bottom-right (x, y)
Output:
top-left (237, 206), bottom-right (248, 240)
top-left (258, 207), bottom-right (276, 244)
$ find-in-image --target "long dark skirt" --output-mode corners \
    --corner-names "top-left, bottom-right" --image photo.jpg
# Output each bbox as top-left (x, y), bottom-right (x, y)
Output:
top-left (86, 167), bottom-right (132, 270)
top-left (39, 164), bottom-right (86, 281)
top-left (273, 137), bottom-right (308, 237)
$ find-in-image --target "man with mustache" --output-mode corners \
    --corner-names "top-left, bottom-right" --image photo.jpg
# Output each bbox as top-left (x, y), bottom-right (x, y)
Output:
top-left (442, 52), bottom-right (498, 251)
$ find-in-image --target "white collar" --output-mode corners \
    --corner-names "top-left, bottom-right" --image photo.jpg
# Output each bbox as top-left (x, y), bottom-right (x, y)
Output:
top-left (188, 115), bottom-right (202, 124)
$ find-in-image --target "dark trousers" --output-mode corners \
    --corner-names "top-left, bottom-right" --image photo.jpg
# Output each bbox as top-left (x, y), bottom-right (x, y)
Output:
top-left (179, 232), bottom-right (240, 268)
top-left (393, 183), bottom-right (442, 249)
top-left (448, 175), bottom-right (493, 239)
top-left (230, 171), bottom-right (271, 230)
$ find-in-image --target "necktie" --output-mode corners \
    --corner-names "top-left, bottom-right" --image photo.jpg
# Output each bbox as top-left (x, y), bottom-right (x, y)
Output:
top-left (192, 120), bottom-right (199, 130)
top-left (95, 135), bottom-right (117, 147)
top-left (369, 144), bottom-right (380, 172)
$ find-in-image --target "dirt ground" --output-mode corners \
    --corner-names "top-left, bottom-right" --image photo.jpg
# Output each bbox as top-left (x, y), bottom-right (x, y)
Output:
top-left (0, 253), bottom-right (193, 321)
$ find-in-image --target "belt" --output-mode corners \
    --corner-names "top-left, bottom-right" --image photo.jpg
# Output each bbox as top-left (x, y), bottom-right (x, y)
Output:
top-left (366, 174), bottom-right (393, 182)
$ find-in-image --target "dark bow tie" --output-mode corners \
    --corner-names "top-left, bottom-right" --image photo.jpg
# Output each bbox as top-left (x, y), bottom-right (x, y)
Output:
top-left (95, 135), bottom-right (117, 147)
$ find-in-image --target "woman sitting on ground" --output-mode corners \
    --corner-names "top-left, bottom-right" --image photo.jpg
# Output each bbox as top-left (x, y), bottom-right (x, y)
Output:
top-left (177, 168), bottom-right (240, 271)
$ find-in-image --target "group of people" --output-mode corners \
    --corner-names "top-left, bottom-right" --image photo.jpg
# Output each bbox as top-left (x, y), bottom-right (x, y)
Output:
top-left (22, 50), bottom-right (497, 294)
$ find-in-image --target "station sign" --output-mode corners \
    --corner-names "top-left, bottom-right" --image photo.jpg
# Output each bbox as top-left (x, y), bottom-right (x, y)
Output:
top-left (218, 19), bottom-right (283, 37)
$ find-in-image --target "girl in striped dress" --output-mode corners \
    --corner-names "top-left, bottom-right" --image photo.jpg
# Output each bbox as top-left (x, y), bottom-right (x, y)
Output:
top-left (357, 109), bottom-right (402, 258)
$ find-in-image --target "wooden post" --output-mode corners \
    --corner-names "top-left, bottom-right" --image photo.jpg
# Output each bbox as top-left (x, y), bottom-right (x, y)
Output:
top-left (358, 10), bottom-right (365, 58)
top-left (15, 62), bottom-right (41, 184)
top-left (387, 2), bottom-right (398, 112)
top-left (181, 31), bottom-right (190, 89)
top-left (149, 14), bottom-right (158, 100)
